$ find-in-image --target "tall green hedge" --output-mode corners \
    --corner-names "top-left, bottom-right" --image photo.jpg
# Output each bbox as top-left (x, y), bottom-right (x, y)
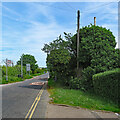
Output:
top-left (93, 68), bottom-right (120, 105)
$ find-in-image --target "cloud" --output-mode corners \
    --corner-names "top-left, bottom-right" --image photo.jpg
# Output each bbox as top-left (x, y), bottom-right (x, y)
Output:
top-left (2, 2), bottom-right (118, 66)
top-left (2, 0), bottom-right (119, 2)
top-left (2, 3), bottom-right (76, 66)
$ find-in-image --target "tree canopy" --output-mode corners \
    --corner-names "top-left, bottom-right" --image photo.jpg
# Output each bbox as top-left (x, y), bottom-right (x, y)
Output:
top-left (17, 54), bottom-right (38, 73)
top-left (42, 24), bottom-right (120, 89)
top-left (70, 24), bottom-right (119, 89)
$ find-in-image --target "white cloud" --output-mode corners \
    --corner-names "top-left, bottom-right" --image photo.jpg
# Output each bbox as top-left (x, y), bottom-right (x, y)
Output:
top-left (2, 3), bottom-right (75, 66)
top-left (2, 2), bottom-right (118, 66)
top-left (2, 0), bottom-right (119, 2)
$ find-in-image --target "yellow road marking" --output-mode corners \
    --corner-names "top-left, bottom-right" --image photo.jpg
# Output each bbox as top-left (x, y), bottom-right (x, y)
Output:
top-left (24, 90), bottom-right (42, 119)
top-left (28, 89), bottom-right (44, 120)
top-left (24, 85), bottom-right (45, 120)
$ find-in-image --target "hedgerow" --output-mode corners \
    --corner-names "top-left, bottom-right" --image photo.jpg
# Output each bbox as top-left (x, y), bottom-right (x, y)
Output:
top-left (93, 68), bottom-right (120, 105)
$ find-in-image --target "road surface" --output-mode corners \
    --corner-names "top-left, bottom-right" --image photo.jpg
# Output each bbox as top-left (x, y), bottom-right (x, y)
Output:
top-left (1, 72), bottom-right (119, 119)
top-left (2, 73), bottom-right (49, 119)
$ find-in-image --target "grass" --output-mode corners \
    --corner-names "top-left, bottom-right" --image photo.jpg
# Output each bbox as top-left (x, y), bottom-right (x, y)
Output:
top-left (1, 76), bottom-right (24, 84)
top-left (31, 73), bottom-right (43, 76)
top-left (0, 72), bottom-right (45, 84)
top-left (48, 78), bottom-right (120, 113)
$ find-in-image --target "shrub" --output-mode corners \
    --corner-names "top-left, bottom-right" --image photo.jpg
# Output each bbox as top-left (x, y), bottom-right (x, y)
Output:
top-left (48, 78), bottom-right (55, 87)
top-left (24, 74), bottom-right (32, 79)
top-left (69, 76), bottom-right (85, 91)
top-left (81, 66), bottom-right (95, 90)
top-left (34, 68), bottom-right (44, 74)
top-left (2, 65), bottom-right (27, 77)
top-left (93, 68), bottom-right (120, 105)
top-left (2, 76), bottom-right (23, 84)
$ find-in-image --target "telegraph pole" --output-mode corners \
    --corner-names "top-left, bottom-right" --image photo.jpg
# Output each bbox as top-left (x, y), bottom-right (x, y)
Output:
top-left (6, 58), bottom-right (8, 81)
top-left (94, 17), bottom-right (96, 26)
top-left (21, 55), bottom-right (23, 78)
top-left (77, 10), bottom-right (80, 78)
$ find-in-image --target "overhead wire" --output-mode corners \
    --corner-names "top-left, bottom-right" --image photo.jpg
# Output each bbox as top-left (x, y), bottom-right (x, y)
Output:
top-left (81, 1), bottom-right (118, 13)
top-left (49, 1), bottom-right (118, 15)
top-left (38, 2), bottom-right (75, 13)
top-left (2, 2), bottom-right (118, 52)
top-left (62, 0), bottom-right (76, 12)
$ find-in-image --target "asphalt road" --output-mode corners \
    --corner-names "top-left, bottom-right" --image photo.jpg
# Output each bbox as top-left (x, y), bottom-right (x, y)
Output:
top-left (2, 73), bottom-right (49, 119)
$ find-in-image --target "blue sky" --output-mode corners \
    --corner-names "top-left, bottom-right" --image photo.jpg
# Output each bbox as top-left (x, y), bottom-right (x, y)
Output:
top-left (1, 1), bottom-right (118, 67)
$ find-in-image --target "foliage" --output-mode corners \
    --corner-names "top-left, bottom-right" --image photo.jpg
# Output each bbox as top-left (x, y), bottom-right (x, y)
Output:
top-left (17, 54), bottom-right (38, 73)
top-left (34, 68), bottom-right (47, 75)
top-left (2, 65), bottom-right (27, 77)
top-left (43, 24), bottom-right (119, 90)
top-left (93, 68), bottom-right (120, 105)
top-left (48, 86), bottom-right (120, 112)
top-left (70, 24), bottom-right (119, 90)
top-left (69, 76), bottom-right (85, 91)
top-left (2, 76), bottom-right (23, 84)
top-left (1, 65), bottom-right (46, 84)
top-left (42, 35), bottom-right (75, 85)
top-left (47, 78), bottom-right (56, 88)
top-left (23, 74), bottom-right (33, 79)
top-left (81, 66), bottom-right (95, 90)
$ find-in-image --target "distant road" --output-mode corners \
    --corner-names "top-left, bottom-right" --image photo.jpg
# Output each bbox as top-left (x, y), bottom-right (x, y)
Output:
top-left (2, 73), bottom-right (49, 119)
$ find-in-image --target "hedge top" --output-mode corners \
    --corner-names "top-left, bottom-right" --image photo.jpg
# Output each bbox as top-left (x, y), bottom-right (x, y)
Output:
top-left (93, 68), bottom-right (120, 79)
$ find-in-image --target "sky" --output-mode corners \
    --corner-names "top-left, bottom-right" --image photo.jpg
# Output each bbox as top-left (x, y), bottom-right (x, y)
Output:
top-left (1, 1), bottom-right (118, 67)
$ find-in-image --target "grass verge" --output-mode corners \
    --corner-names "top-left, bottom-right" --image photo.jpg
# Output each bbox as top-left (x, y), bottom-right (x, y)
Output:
top-left (1, 76), bottom-right (24, 84)
top-left (1, 72), bottom-right (45, 84)
top-left (47, 78), bottom-right (120, 113)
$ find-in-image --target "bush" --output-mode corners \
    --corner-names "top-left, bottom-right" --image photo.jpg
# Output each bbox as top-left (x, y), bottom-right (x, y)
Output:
top-left (48, 78), bottom-right (55, 87)
top-left (93, 68), bottom-right (120, 105)
top-left (69, 76), bottom-right (85, 91)
top-left (2, 76), bottom-right (23, 84)
top-left (2, 65), bottom-right (27, 77)
top-left (34, 68), bottom-right (43, 74)
top-left (82, 67), bottom-right (95, 90)
top-left (23, 74), bottom-right (32, 79)
top-left (34, 68), bottom-right (47, 74)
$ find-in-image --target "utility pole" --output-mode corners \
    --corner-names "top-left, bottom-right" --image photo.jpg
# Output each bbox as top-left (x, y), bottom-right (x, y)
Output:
top-left (21, 55), bottom-right (23, 78)
top-left (77, 10), bottom-right (80, 78)
top-left (94, 17), bottom-right (96, 26)
top-left (6, 58), bottom-right (8, 81)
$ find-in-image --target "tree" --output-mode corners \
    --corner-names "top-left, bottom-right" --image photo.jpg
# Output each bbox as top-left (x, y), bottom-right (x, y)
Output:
top-left (70, 24), bottom-right (119, 90)
top-left (17, 54), bottom-right (38, 73)
top-left (42, 24), bottom-right (119, 90)
top-left (42, 35), bottom-right (74, 85)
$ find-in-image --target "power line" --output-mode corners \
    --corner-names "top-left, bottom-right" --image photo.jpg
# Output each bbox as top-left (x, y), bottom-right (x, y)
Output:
top-left (62, 0), bottom-right (76, 12)
top-left (38, 2), bottom-right (75, 13)
top-left (81, 1), bottom-right (118, 13)
top-left (81, 12), bottom-right (118, 14)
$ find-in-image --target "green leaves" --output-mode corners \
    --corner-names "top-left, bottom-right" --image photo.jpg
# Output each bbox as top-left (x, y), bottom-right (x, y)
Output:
top-left (93, 68), bottom-right (120, 104)
top-left (42, 24), bottom-right (119, 90)
top-left (17, 54), bottom-right (38, 73)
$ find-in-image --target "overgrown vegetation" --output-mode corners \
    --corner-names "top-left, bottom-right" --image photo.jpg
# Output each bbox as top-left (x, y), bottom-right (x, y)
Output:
top-left (48, 78), bottom-right (120, 113)
top-left (1, 65), bottom-right (46, 84)
top-left (43, 24), bottom-right (119, 112)
top-left (1, 54), bottom-right (47, 84)
top-left (17, 54), bottom-right (38, 74)
top-left (42, 24), bottom-right (120, 90)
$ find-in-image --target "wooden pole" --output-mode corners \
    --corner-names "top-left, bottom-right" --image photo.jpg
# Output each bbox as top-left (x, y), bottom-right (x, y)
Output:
top-left (77, 10), bottom-right (80, 78)
top-left (6, 58), bottom-right (8, 81)
top-left (21, 55), bottom-right (23, 78)
top-left (94, 17), bottom-right (96, 26)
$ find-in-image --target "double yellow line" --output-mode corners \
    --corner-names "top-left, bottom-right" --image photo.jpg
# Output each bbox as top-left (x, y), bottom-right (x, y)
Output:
top-left (24, 85), bottom-right (45, 120)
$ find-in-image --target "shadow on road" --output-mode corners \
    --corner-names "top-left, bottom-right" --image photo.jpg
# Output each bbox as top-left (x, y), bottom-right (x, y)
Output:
top-left (18, 85), bottom-right (43, 90)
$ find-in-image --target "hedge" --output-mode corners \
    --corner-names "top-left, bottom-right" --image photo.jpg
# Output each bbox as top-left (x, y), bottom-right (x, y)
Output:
top-left (93, 68), bottom-right (120, 105)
